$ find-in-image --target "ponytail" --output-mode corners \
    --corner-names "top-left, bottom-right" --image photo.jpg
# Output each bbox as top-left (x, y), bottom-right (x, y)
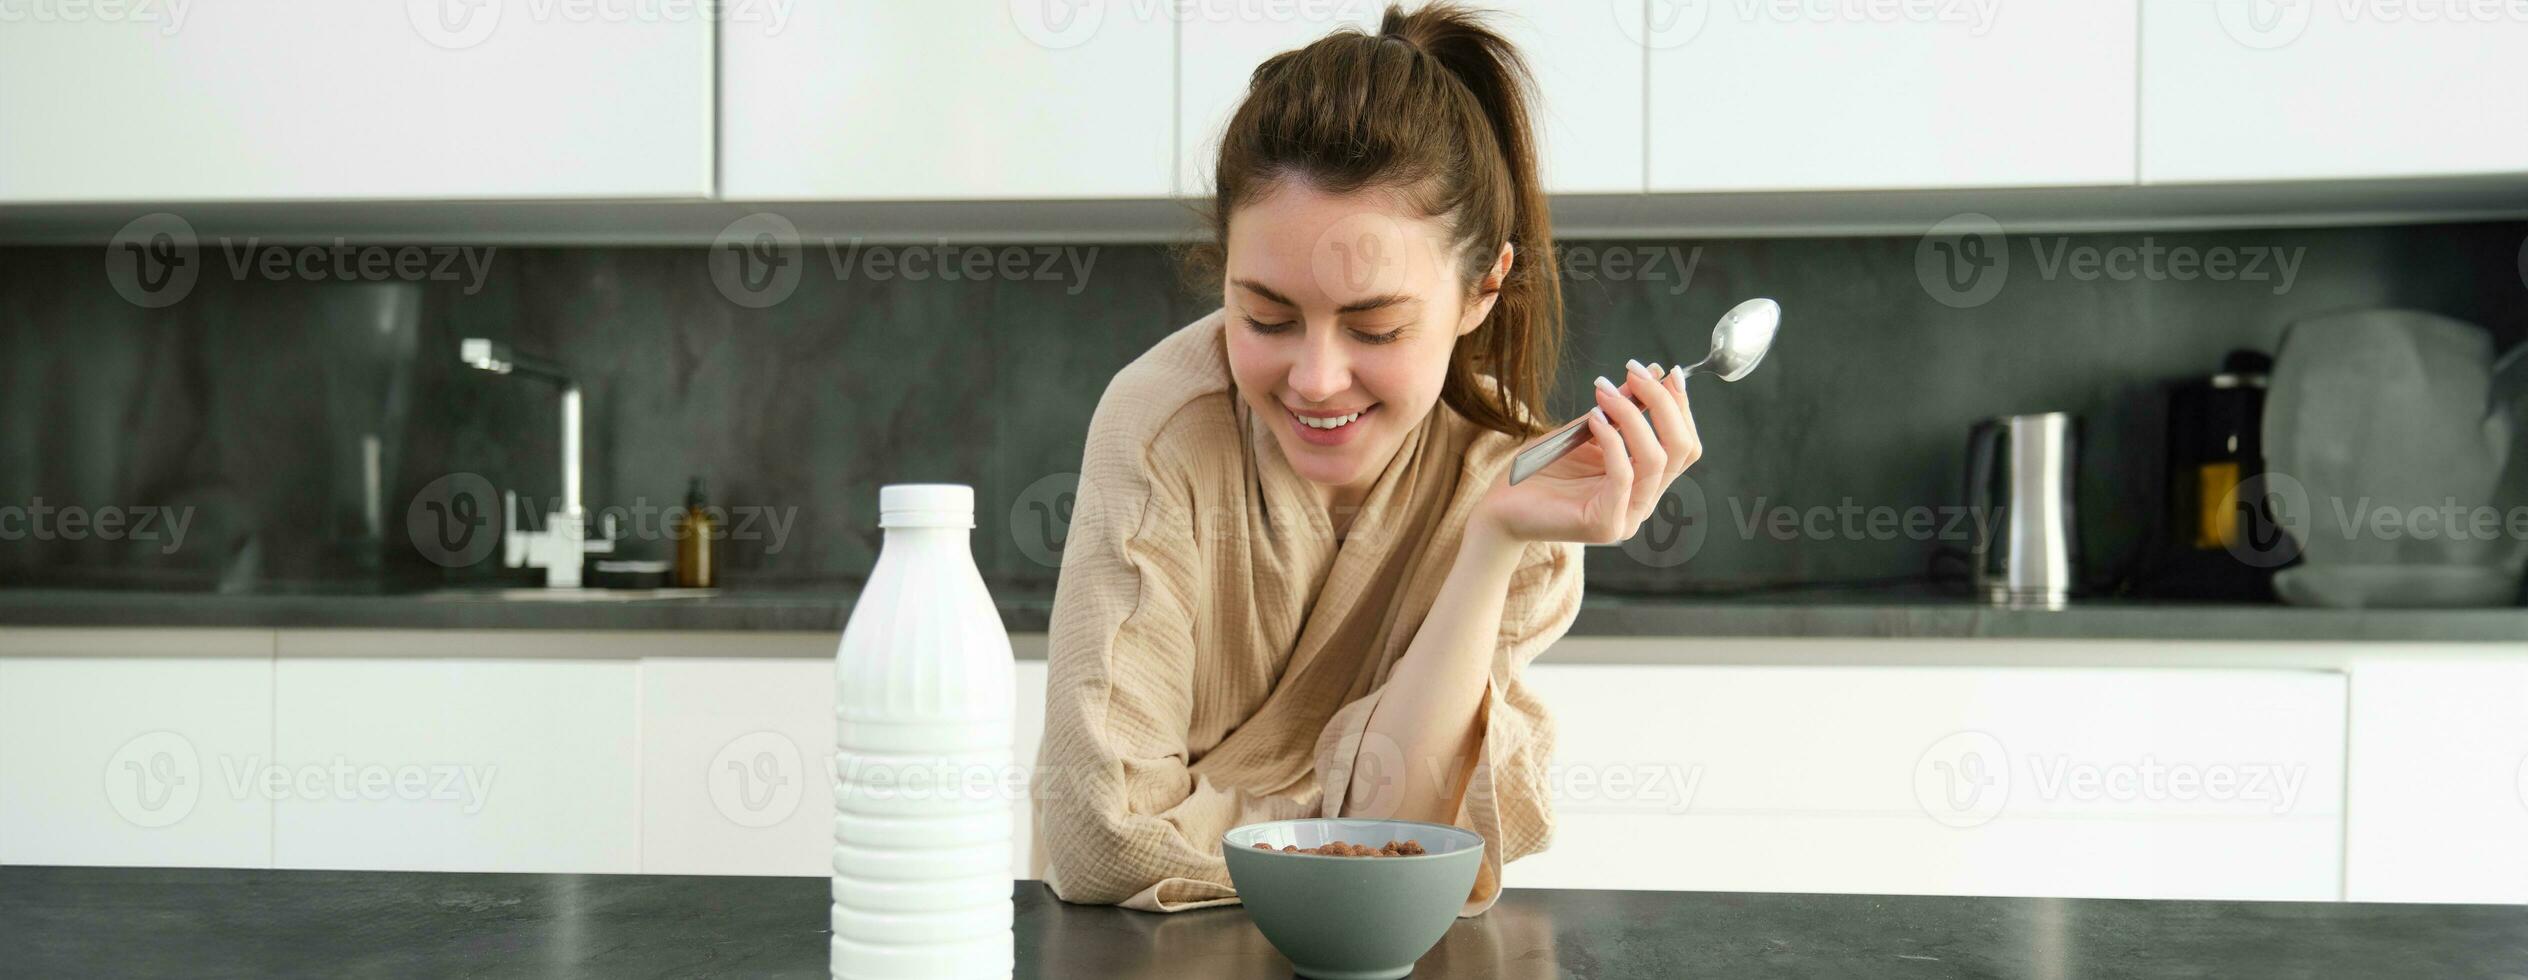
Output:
top-left (1197, 2), bottom-right (1562, 438)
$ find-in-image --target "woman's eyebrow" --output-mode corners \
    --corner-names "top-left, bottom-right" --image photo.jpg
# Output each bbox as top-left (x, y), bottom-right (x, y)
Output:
top-left (1233, 280), bottom-right (1414, 315)
top-left (1232, 279), bottom-right (1297, 307)
top-left (1335, 293), bottom-right (1415, 314)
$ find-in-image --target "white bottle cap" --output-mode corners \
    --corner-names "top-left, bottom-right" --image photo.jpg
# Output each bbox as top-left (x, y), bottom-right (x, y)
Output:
top-left (878, 484), bottom-right (975, 528)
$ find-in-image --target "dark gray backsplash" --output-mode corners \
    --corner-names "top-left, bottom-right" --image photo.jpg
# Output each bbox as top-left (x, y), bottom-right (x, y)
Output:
top-left (5, 220), bottom-right (2523, 596)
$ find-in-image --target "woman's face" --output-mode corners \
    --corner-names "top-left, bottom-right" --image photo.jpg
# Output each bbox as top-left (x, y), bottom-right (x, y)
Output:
top-left (1222, 181), bottom-right (1508, 500)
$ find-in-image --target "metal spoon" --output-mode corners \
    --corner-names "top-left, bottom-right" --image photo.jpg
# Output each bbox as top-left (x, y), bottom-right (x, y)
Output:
top-left (1508, 297), bottom-right (1780, 485)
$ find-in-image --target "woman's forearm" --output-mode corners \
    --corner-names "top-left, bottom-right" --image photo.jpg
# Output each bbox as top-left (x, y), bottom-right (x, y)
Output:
top-left (1343, 517), bottom-right (1526, 823)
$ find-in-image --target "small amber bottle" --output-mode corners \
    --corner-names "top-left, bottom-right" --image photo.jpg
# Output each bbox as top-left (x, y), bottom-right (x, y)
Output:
top-left (674, 477), bottom-right (719, 589)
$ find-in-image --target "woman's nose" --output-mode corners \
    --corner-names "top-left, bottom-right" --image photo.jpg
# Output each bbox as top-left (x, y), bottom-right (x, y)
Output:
top-left (1287, 331), bottom-right (1351, 403)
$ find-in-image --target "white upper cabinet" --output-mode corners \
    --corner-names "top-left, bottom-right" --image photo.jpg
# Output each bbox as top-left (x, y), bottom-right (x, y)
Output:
top-left (721, 2), bottom-right (1172, 201)
top-left (1646, 0), bottom-right (2138, 191)
top-left (2140, 0), bottom-right (2528, 183)
top-left (0, 1), bottom-right (712, 203)
top-left (1178, 2), bottom-right (1384, 198)
top-left (1176, 1), bottom-right (1641, 198)
top-left (1495, 1), bottom-right (1648, 195)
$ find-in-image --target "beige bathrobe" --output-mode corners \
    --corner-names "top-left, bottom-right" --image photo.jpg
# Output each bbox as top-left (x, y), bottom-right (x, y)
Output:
top-left (1031, 311), bottom-right (1583, 918)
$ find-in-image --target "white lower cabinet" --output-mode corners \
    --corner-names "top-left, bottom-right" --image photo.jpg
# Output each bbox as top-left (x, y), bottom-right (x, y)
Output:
top-left (0, 630), bottom-right (275, 868)
top-left (271, 632), bottom-right (640, 874)
top-left (2343, 660), bottom-right (2528, 903)
top-left (638, 656), bottom-right (835, 876)
top-left (1504, 663), bottom-right (2348, 900)
top-left (27, 627), bottom-right (2528, 907)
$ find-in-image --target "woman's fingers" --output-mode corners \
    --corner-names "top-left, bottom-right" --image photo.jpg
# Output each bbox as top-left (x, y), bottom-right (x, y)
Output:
top-left (1601, 371), bottom-right (1668, 528)
top-left (1583, 407), bottom-right (1634, 543)
top-left (1646, 361), bottom-right (1701, 479)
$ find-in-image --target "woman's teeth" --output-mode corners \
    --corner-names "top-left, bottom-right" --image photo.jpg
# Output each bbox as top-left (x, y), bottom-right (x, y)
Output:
top-left (1296, 410), bottom-right (1361, 430)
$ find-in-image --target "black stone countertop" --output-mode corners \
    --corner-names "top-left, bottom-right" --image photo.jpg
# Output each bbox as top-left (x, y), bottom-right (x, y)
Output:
top-left (1, 584), bottom-right (2525, 643)
top-left (3, 868), bottom-right (2524, 979)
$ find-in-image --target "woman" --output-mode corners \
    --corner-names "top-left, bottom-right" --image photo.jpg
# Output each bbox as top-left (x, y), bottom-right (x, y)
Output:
top-left (1032, 3), bottom-right (1699, 918)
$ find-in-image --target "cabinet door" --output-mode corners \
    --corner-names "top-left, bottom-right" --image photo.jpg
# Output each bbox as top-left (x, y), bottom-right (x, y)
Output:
top-left (1494, 1), bottom-right (1647, 195)
top-left (1177, 2), bottom-right (1641, 198)
top-left (2139, 0), bottom-right (2528, 182)
top-left (0, 1), bottom-right (711, 203)
top-left (1505, 660), bottom-right (2345, 900)
top-left (639, 655), bottom-right (835, 877)
top-left (1177, 2), bottom-right (1383, 198)
top-left (271, 632), bottom-right (639, 874)
top-left (2343, 658), bottom-right (2528, 903)
top-left (1644, 1), bottom-right (2136, 191)
top-left (721, 1), bottom-right (1172, 200)
top-left (0, 630), bottom-right (276, 868)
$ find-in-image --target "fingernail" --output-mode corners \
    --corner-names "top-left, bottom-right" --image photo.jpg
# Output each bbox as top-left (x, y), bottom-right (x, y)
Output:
top-left (1591, 407), bottom-right (1608, 424)
top-left (1625, 359), bottom-right (1652, 378)
top-left (1648, 362), bottom-right (1665, 376)
top-left (1594, 375), bottom-right (1618, 395)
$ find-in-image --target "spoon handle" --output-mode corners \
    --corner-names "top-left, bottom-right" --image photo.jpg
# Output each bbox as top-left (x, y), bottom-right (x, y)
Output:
top-left (1506, 365), bottom-right (1684, 485)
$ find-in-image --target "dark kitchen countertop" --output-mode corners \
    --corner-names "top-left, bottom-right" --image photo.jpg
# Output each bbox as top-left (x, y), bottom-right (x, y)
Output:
top-left (3, 868), bottom-right (2523, 980)
top-left (1, 584), bottom-right (2526, 643)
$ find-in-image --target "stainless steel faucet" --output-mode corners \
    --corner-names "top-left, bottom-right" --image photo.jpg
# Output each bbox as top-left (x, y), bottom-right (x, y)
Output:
top-left (460, 338), bottom-right (614, 588)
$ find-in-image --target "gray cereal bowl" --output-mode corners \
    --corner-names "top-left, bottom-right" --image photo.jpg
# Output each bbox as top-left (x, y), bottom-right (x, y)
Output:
top-left (1221, 818), bottom-right (1485, 980)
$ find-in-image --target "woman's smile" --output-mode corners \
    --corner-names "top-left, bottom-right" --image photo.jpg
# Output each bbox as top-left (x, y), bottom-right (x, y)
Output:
top-left (1286, 403), bottom-right (1379, 446)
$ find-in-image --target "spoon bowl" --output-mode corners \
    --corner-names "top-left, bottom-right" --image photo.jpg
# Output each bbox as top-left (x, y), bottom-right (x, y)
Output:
top-left (1697, 297), bottom-right (1780, 382)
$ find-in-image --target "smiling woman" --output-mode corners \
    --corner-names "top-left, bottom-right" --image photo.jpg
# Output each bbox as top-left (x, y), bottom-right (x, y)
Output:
top-left (1031, 2), bottom-right (1704, 919)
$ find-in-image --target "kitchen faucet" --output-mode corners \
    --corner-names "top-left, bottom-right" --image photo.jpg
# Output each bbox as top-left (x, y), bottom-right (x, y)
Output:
top-left (459, 338), bottom-right (614, 588)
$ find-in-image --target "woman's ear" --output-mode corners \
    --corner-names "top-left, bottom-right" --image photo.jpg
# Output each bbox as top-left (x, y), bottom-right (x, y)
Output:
top-left (1456, 241), bottom-right (1516, 337)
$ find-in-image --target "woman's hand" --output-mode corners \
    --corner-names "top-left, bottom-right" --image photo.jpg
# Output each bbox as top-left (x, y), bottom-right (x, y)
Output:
top-left (1476, 359), bottom-right (1702, 547)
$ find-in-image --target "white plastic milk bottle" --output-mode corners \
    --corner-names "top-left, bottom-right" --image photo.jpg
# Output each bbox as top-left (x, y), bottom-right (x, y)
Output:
top-left (831, 484), bottom-right (1016, 980)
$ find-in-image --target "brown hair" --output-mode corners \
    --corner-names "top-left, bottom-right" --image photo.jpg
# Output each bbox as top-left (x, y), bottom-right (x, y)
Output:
top-left (1193, 2), bottom-right (1562, 438)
